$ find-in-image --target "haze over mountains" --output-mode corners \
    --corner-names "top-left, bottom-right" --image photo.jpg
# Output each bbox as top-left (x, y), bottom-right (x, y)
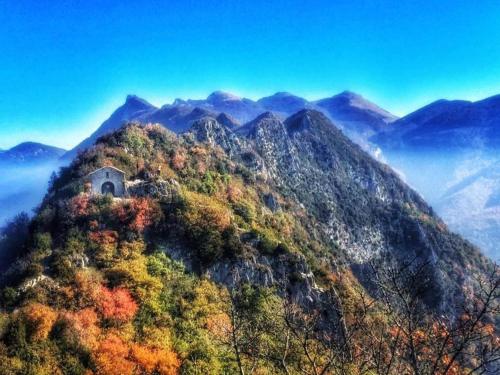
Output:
top-left (0, 142), bottom-right (66, 226)
top-left (373, 96), bottom-right (500, 259)
top-left (2, 90), bottom-right (500, 259)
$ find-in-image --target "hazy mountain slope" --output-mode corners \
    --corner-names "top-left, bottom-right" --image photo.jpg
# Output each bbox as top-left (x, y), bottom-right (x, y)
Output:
top-left (315, 91), bottom-right (397, 140)
top-left (0, 142), bottom-right (65, 164)
top-left (63, 95), bottom-right (157, 159)
top-left (0, 142), bottom-right (66, 226)
top-left (436, 161), bottom-right (500, 260)
top-left (374, 94), bottom-right (500, 149)
top-left (0, 162), bottom-right (65, 226)
top-left (371, 93), bottom-right (500, 259)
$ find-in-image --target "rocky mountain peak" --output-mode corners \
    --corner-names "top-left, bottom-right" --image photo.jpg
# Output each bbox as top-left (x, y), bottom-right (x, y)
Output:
top-left (257, 92), bottom-right (309, 113)
top-left (206, 90), bottom-right (242, 103)
top-left (237, 112), bottom-right (283, 138)
top-left (216, 112), bottom-right (240, 128)
top-left (284, 109), bottom-right (331, 135)
top-left (124, 94), bottom-right (155, 110)
top-left (187, 116), bottom-right (242, 156)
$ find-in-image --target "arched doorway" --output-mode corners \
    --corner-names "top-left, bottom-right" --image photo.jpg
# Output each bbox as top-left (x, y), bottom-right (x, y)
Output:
top-left (101, 181), bottom-right (115, 196)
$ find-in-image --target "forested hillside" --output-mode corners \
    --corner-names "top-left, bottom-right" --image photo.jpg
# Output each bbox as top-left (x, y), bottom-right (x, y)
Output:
top-left (0, 118), bottom-right (497, 374)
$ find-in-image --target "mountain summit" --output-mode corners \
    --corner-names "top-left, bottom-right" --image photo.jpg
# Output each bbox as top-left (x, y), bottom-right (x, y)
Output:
top-left (63, 95), bottom-right (157, 160)
top-left (206, 90), bottom-right (242, 103)
top-left (315, 91), bottom-right (397, 139)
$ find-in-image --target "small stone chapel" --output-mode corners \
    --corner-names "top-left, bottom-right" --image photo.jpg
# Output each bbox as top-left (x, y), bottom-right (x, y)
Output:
top-left (86, 166), bottom-right (126, 197)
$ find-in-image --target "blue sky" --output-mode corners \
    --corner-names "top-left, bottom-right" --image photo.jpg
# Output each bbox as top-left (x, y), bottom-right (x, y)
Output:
top-left (1, 0), bottom-right (500, 149)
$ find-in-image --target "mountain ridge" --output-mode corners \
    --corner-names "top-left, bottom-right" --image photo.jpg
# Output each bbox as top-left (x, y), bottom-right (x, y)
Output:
top-left (62, 90), bottom-right (398, 160)
top-left (374, 94), bottom-right (500, 149)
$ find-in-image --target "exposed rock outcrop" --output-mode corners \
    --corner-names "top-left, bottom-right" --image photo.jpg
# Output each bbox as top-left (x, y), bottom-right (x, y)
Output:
top-left (126, 178), bottom-right (180, 203)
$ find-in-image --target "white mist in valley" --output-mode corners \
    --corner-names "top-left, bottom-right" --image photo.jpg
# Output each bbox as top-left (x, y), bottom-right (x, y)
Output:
top-left (0, 161), bottom-right (64, 226)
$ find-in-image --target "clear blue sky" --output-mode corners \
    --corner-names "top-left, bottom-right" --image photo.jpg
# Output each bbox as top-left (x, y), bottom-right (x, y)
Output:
top-left (1, 0), bottom-right (500, 149)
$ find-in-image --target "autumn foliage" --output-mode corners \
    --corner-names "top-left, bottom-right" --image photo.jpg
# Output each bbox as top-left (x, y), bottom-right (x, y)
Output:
top-left (94, 334), bottom-right (135, 375)
top-left (113, 198), bottom-right (161, 232)
top-left (130, 343), bottom-right (181, 375)
top-left (93, 334), bottom-right (181, 375)
top-left (22, 303), bottom-right (58, 340)
top-left (62, 308), bottom-right (101, 349)
top-left (69, 193), bottom-right (91, 217)
top-left (99, 285), bottom-right (138, 322)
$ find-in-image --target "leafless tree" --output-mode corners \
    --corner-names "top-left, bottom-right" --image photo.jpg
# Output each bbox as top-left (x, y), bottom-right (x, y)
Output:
top-left (370, 257), bottom-right (500, 375)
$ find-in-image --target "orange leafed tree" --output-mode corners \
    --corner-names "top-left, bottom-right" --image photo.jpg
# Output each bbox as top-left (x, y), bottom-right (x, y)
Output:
top-left (94, 334), bottom-right (135, 375)
top-left (130, 344), bottom-right (181, 375)
top-left (22, 303), bottom-right (58, 340)
top-left (94, 335), bottom-right (180, 375)
top-left (63, 308), bottom-right (101, 350)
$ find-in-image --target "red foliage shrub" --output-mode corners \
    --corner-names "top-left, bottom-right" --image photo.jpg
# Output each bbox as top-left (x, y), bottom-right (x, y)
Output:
top-left (89, 230), bottom-right (119, 246)
top-left (69, 194), bottom-right (90, 217)
top-left (99, 286), bottom-right (138, 322)
top-left (113, 198), bottom-right (161, 232)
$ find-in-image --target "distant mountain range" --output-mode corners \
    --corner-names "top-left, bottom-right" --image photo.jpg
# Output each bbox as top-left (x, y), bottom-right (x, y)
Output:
top-left (0, 142), bottom-right (66, 164)
top-left (62, 90), bottom-right (397, 160)
top-left (12, 91), bottom-right (500, 166)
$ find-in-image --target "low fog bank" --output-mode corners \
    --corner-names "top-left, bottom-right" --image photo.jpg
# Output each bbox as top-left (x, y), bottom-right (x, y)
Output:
top-left (0, 161), bottom-right (65, 227)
